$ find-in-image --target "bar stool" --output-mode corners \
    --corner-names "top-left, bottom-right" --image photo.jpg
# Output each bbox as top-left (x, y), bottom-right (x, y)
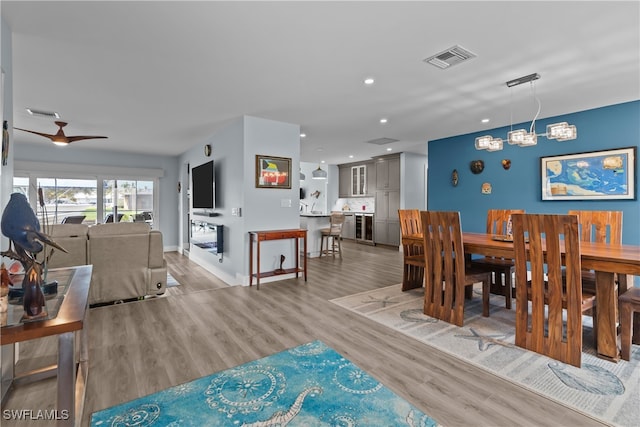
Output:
top-left (619, 287), bottom-right (640, 361)
top-left (320, 213), bottom-right (345, 258)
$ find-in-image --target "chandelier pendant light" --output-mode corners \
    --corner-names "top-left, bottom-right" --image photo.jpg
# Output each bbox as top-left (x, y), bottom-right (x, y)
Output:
top-left (312, 165), bottom-right (327, 179)
top-left (475, 73), bottom-right (577, 152)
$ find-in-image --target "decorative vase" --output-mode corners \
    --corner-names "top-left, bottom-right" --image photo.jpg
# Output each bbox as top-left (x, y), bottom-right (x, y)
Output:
top-left (22, 262), bottom-right (46, 318)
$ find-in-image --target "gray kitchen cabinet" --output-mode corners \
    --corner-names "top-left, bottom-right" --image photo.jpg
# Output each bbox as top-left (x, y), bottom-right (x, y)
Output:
top-left (375, 155), bottom-right (400, 190)
top-left (338, 165), bottom-right (351, 197)
top-left (342, 213), bottom-right (355, 239)
top-left (373, 153), bottom-right (401, 246)
top-left (338, 161), bottom-right (375, 197)
top-left (374, 189), bottom-right (400, 245)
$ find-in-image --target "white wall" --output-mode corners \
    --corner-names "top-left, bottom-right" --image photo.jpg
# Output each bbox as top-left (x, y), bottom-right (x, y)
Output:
top-left (179, 115), bottom-right (301, 285)
top-left (401, 152), bottom-right (427, 210)
top-left (1, 16), bottom-right (14, 242)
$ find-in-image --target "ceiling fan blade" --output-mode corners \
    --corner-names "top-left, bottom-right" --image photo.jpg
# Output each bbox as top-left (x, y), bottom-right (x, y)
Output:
top-left (66, 135), bottom-right (108, 143)
top-left (15, 122), bottom-right (108, 145)
top-left (14, 127), bottom-right (58, 140)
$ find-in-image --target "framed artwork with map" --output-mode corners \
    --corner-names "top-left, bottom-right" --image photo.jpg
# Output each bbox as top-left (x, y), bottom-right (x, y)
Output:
top-left (541, 147), bottom-right (636, 200)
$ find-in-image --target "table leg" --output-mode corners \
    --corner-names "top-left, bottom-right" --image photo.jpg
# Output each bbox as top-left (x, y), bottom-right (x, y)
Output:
top-left (295, 237), bottom-right (299, 279)
top-left (256, 237), bottom-right (261, 290)
top-left (595, 271), bottom-right (619, 361)
top-left (1, 344), bottom-right (16, 405)
top-left (249, 233), bottom-right (254, 287)
top-left (57, 332), bottom-right (75, 427)
top-left (303, 234), bottom-right (307, 281)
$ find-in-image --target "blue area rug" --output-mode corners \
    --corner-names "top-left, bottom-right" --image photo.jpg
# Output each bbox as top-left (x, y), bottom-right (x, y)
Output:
top-left (91, 340), bottom-right (439, 426)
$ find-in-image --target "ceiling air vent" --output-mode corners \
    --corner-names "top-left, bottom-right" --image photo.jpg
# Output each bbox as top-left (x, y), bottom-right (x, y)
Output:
top-left (424, 45), bottom-right (477, 70)
top-left (365, 137), bottom-right (399, 145)
top-left (26, 108), bottom-right (60, 119)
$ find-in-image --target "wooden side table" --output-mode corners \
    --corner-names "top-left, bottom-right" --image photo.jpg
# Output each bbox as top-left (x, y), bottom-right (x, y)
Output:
top-left (248, 229), bottom-right (307, 289)
top-left (1, 265), bottom-right (92, 427)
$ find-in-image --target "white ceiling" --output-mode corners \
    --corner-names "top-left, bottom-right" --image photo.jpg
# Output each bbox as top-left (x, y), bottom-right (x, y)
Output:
top-left (3, 1), bottom-right (639, 165)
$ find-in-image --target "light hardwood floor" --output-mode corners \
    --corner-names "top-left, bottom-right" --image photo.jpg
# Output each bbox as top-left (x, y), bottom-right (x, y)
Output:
top-left (3, 241), bottom-right (605, 426)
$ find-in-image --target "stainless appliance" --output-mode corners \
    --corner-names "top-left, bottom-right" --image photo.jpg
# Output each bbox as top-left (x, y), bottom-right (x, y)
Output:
top-left (355, 213), bottom-right (374, 244)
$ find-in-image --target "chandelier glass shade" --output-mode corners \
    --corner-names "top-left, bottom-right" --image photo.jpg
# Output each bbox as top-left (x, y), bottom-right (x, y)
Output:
top-left (311, 165), bottom-right (327, 179)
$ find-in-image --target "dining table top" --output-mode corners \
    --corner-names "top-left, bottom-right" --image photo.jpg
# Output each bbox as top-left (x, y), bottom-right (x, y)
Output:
top-left (403, 231), bottom-right (640, 276)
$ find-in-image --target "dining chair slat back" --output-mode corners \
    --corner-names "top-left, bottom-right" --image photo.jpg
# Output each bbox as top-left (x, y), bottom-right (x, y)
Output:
top-left (420, 211), bottom-right (490, 327)
top-left (470, 209), bottom-right (524, 309)
top-left (398, 209), bottom-right (425, 291)
top-left (512, 213), bottom-right (595, 368)
top-left (568, 210), bottom-right (624, 293)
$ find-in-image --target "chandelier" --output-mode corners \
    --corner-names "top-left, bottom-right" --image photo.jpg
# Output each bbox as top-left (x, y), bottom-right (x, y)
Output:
top-left (475, 73), bottom-right (577, 152)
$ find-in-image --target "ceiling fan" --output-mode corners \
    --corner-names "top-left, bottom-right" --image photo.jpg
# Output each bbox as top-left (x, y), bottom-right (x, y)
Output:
top-left (14, 121), bottom-right (108, 146)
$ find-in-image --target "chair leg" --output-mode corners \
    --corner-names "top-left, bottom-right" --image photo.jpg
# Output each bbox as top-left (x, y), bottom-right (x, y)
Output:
top-left (482, 277), bottom-right (490, 317)
top-left (337, 236), bottom-right (342, 259)
top-left (620, 302), bottom-right (632, 361)
top-left (320, 235), bottom-right (325, 257)
top-left (504, 268), bottom-right (513, 310)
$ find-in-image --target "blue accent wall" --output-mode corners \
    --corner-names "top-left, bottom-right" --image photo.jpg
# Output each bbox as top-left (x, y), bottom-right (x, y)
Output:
top-left (427, 101), bottom-right (640, 245)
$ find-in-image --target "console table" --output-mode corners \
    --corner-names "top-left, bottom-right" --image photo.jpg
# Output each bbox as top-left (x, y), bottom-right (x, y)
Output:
top-left (1, 265), bottom-right (92, 427)
top-left (248, 229), bottom-right (307, 289)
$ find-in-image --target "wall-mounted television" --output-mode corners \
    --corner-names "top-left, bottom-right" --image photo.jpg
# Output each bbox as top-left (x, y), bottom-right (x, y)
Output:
top-left (191, 160), bottom-right (215, 210)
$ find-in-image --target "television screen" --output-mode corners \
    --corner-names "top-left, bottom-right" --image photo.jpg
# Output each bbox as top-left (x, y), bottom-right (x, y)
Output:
top-left (191, 160), bottom-right (215, 209)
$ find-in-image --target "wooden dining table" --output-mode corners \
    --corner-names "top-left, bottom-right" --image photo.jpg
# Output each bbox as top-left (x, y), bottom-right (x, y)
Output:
top-left (402, 232), bottom-right (640, 362)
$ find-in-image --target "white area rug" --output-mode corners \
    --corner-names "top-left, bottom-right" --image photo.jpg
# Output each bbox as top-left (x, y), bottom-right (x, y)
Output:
top-left (331, 284), bottom-right (640, 427)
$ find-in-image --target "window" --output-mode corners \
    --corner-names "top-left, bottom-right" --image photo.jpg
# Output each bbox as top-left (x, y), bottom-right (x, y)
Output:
top-left (36, 178), bottom-right (98, 224)
top-left (12, 175), bottom-right (156, 227)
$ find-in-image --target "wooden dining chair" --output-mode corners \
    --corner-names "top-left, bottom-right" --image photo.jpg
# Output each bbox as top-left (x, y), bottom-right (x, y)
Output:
top-left (320, 213), bottom-right (346, 258)
top-left (471, 209), bottom-right (524, 309)
top-left (398, 209), bottom-right (425, 291)
top-left (420, 211), bottom-right (491, 327)
top-left (512, 213), bottom-right (597, 368)
top-left (568, 210), bottom-right (623, 292)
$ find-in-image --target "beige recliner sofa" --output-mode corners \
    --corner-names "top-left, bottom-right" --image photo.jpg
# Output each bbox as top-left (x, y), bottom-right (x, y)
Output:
top-left (44, 222), bottom-right (167, 305)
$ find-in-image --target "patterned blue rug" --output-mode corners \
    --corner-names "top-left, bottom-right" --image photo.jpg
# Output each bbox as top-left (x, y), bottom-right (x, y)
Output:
top-left (91, 340), bottom-right (439, 426)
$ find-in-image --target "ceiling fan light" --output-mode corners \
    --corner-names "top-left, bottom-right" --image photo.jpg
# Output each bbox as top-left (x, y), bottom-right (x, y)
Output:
top-left (52, 141), bottom-right (69, 146)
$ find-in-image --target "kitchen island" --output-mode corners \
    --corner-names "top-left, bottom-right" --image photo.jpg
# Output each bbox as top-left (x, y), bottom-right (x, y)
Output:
top-left (300, 213), bottom-right (330, 257)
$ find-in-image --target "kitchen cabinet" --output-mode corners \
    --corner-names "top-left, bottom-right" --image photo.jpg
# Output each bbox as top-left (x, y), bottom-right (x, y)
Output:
top-left (338, 165), bottom-right (351, 197)
top-left (351, 165), bottom-right (367, 196)
top-left (375, 155), bottom-right (400, 190)
top-left (342, 213), bottom-right (355, 239)
top-left (338, 161), bottom-right (375, 197)
top-left (373, 153), bottom-right (401, 246)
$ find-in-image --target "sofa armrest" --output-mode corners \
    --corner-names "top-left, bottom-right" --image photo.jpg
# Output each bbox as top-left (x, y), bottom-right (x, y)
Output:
top-left (148, 230), bottom-right (164, 269)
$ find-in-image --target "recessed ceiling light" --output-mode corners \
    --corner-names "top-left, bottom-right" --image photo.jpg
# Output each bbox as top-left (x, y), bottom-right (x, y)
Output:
top-left (364, 77), bottom-right (375, 85)
top-left (316, 148), bottom-right (324, 152)
top-left (379, 118), bottom-right (388, 124)
top-left (481, 118), bottom-right (490, 123)
top-left (321, 160), bottom-right (325, 164)
top-left (386, 147), bottom-right (392, 152)
top-left (349, 155), bottom-right (354, 159)
top-left (300, 133), bottom-right (307, 138)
